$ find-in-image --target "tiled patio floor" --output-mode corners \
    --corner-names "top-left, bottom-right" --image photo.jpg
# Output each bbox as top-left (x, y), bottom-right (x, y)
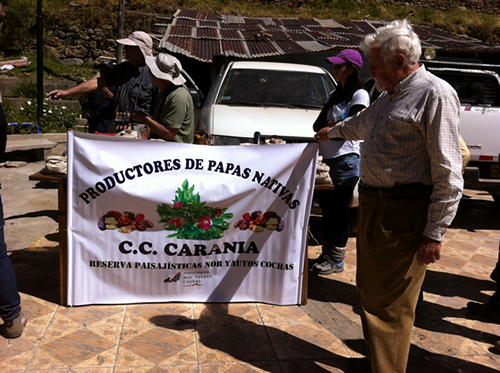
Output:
top-left (1, 191), bottom-right (500, 372)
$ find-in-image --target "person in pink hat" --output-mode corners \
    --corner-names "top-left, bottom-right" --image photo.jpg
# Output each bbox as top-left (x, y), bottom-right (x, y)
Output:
top-left (132, 53), bottom-right (194, 143)
top-left (47, 31), bottom-right (158, 133)
top-left (311, 49), bottom-right (370, 275)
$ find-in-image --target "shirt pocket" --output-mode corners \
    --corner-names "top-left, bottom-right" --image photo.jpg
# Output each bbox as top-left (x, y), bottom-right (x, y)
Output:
top-left (380, 113), bottom-right (421, 154)
top-left (386, 111), bottom-right (420, 137)
top-left (387, 113), bottom-right (415, 129)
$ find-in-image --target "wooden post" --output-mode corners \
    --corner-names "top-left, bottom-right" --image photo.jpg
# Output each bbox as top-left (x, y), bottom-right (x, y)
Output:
top-left (117, 0), bottom-right (125, 64)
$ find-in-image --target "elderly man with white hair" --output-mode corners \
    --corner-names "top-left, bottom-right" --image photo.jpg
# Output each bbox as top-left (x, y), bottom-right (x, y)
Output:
top-left (48, 31), bottom-right (158, 132)
top-left (316, 19), bottom-right (463, 373)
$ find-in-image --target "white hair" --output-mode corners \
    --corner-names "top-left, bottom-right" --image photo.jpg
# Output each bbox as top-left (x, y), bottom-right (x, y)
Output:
top-left (360, 19), bottom-right (422, 66)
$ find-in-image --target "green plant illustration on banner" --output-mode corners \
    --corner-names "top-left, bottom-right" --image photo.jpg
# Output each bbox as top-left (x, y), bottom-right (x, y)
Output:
top-left (157, 180), bottom-right (234, 240)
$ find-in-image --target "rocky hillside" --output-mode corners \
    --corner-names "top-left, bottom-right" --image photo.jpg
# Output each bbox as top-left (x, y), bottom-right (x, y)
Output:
top-left (1, 0), bottom-right (499, 71)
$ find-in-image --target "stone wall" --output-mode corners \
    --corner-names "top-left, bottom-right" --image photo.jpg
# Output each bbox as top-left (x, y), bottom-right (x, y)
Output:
top-left (45, 24), bottom-right (125, 67)
top-left (43, 5), bottom-right (164, 67)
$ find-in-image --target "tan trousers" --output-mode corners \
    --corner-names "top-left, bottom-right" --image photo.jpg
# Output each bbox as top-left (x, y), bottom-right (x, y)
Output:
top-left (356, 191), bottom-right (430, 373)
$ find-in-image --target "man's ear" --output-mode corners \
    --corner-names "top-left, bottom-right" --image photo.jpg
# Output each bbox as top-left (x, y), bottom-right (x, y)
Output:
top-left (395, 53), bottom-right (406, 68)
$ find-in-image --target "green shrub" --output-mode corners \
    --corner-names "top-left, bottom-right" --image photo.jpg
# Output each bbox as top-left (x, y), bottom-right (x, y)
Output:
top-left (39, 100), bottom-right (79, 132)
top-left (9, 81), bottom-right (38, 99)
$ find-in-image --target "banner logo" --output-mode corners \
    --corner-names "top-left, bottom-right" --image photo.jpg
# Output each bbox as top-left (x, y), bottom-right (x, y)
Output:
top-left (164, 272), bottom-right (181, 283)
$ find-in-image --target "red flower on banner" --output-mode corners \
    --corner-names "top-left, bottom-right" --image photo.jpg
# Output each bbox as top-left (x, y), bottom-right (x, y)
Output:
top-left (212, 208), bottom-right (223, 217)
top-left (198, 216), bottom-right (213, 230)
top-left (169, 217), bottom-right (184, 228)
top-left (157, 180), bottom-right (233, 240)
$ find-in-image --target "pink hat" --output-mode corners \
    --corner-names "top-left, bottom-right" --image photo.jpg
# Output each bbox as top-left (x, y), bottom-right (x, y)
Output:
top-left (116, 31), bottom-right (153, 58)
top-left (326, 49), bottom-right (363, 68)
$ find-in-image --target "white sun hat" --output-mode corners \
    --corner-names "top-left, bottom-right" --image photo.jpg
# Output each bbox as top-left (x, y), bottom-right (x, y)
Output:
top-left (116, 31), bottom-right (153, 58)
top-left (145, 53), bottom-right (186, 86)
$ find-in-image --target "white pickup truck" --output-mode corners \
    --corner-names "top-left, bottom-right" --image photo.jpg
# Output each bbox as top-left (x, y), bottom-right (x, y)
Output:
top-left (199, 61), bottom-right (336, 145)
top-left (425, 61), bottom-right (500, 205)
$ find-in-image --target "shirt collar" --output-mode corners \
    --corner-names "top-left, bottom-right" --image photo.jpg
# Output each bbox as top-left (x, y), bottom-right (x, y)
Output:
top-left (393, 64), bottom-right (425, 94)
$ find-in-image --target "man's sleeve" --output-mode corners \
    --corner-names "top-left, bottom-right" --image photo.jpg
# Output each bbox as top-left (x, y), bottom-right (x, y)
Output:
top-left (423, 92), bottom-right (463, 241)
top-left (327, 101), bottom-right (373, 141)
top-left (160, 89), bottom-right (189, 129)
top-left (135, 84), bottom-right (158, 117)
top-left (102, 62), bottom-right (133, 87)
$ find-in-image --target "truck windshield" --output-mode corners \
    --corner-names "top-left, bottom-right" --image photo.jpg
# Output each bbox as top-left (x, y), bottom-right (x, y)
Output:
top-left (217, 69), bottom-right (335, 108)
top-left (433, 71), bottom-right (500, 106)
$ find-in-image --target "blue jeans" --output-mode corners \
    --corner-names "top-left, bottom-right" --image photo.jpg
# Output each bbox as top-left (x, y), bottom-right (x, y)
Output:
top-left (323, 153), bottom-right (360, 186)
top-left (0, 194), bottom-right (21, 322)
top-left (317, 154), bottom-right (360, 247)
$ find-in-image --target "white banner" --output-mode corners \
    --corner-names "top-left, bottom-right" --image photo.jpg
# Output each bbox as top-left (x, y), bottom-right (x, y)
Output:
top-left (67, 131), bottom-right (317, 306)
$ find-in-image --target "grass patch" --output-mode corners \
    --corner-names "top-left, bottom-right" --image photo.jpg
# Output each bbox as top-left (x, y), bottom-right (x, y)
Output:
top-left (9, 81), bottom-right (38, 99)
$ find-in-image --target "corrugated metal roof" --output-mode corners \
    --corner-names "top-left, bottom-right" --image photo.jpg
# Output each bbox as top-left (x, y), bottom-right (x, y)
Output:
top-left (160, 9), bottom-right (500, 63)
top-left (286, 32), bottom-right (316, 42)
top-left (314, 19), bottom-right (346, 28)
top-left (196, 27), bottom-right (218, 39)
top-left (296, 40), bottom-right (332, 52)
top-left (219, 29), bottom-right (242, 40)
top-left (221, 39), bottom-right (248, 58)
top-left (192, 39), bottom-right (221, 62)
top-left (266, 31), bottom-right (292, 42)
top-left (175, 18), bottom-right (197, 28)
top-left (169, 25), bottom-right (194, 38)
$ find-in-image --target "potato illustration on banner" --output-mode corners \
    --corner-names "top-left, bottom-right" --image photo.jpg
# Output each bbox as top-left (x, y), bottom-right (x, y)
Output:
top-left (233, 210), bottom-right (285, 233)
top-left (98, 211), bottom-right (154, 233)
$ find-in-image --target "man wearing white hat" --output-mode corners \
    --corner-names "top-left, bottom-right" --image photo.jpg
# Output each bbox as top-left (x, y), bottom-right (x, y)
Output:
top-left (48, 31), bottom-right (157, 133)
top-left (132, 53), bottom-right (194, 143)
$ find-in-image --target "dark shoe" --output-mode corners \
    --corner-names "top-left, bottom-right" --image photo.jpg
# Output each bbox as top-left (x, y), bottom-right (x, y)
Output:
top-left (310, 254), bottom-right (344, 275)
top-left (4, 312), bottom-right (27, 339)
top-left (309, 253), bottom-right (325, 267)
top-left (467, 302), bottom-right (500, 323)
top-left (495, 340), bottom-right (500, 352)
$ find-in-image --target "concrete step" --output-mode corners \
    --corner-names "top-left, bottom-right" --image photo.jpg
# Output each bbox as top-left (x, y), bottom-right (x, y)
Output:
top-left (6, 134), bottom-right (57, 153)
top-left (3, 133), bottom-right (68, 162)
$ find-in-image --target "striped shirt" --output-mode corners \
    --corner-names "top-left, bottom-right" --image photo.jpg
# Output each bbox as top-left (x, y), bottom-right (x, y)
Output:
top-left (327, 65), bottom-right (463, 241)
